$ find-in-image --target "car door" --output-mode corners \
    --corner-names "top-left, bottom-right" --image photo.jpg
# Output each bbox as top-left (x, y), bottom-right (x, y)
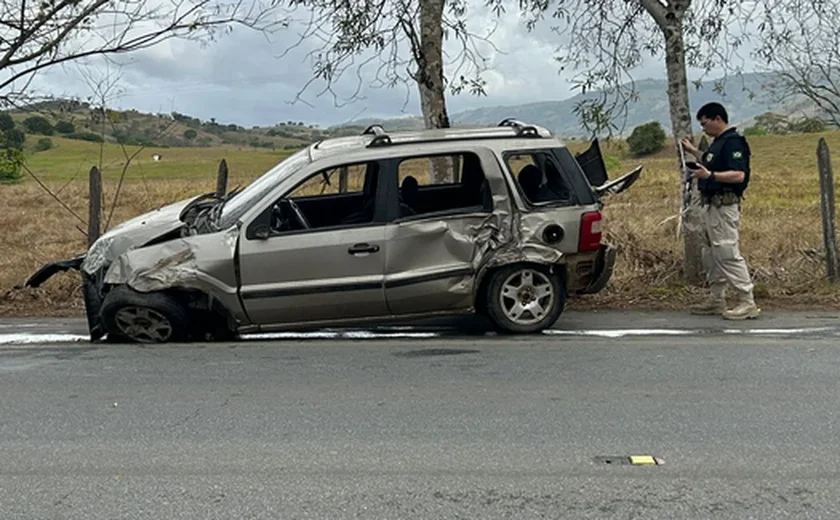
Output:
top-left (237, 160), bottom-right (391, 327)
top-left (382, 150), bottom-right (495, 315)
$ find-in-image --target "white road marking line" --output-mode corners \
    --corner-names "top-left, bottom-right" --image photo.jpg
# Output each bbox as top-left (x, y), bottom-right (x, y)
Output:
top-left (723, 327), bottom-right (836, 334)
top-left (544, 329), bottom-right (697, 338)
top-left (0, 333), bottom-right (88, 345)
top-left (0, 326), bottom-right (837, 345)
top-left (547, 327), bottom-right (837, 338)
top-left (245, 331), bottom-right (441, 340)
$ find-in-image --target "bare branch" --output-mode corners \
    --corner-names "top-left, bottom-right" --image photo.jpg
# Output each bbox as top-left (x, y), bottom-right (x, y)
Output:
top-left (20, 162), bottom-right (88, 230)
top-left (283, 0), bottom-right (494, 115)
top-left (0, 0), bottom-right (290, 104)
top-left (753, 0), bottom-right (840, 126)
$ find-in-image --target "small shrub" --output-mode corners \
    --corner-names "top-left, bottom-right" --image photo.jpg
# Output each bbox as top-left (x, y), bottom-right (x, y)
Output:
top-left (67, 131), bottom-right (104, 143)
top-left (627, 121), bottom-right (666, 156)
top-left (0, 112), bottom-right (14, 132)
top-left (22, 115), bottom-right (54, 135)
top-left (183, 129), bottom-right (197, 140)
top-left (789, 117), bottom-right (826, 134)
top-left (2, 128), bottom-right (25, 149)
top-left (54, 121), bottom-right (75, 134)
top-left (34, 137), bottom-right (54, 151)
top-left (0, 148), bottom-right (24, 183)
top-left (743, 125), bottom-right (767, 136)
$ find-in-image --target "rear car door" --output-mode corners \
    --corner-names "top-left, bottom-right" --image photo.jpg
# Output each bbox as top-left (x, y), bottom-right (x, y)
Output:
top-left (237, 160), bottom-right (391, 326)
top-left (382, 150), bottom-right (495, 315)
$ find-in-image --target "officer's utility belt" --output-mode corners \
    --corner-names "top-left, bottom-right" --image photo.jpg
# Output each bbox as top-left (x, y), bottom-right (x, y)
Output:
top-left (702, 192), bottom-right (741, 207)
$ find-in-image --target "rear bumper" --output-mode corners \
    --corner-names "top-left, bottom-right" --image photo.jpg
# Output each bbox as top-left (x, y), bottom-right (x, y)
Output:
top-left (576, 244), bottom-right (616, 295)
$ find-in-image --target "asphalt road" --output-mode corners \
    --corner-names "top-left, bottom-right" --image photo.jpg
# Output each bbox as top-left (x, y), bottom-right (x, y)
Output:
top-left (1, 311), bottom-right (840, 519)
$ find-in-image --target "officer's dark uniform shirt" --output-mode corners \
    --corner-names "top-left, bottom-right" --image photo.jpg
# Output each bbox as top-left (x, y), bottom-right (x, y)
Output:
top-left (698, 127), bottom-right (751, 198)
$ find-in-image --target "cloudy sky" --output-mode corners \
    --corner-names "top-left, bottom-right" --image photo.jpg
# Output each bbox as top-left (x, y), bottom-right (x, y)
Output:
top-left (23, 0), bottom-right (757, 129)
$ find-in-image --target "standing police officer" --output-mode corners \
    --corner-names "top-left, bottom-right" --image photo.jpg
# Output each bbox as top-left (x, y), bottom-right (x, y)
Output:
top-left (680, 102), bottom-right (760, 320)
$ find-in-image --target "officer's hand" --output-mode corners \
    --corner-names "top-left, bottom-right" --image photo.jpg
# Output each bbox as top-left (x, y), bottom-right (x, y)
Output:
top-left (690, 163), bottom-right (711, 180)
top-left (680, 137), bottom-right (699, 156)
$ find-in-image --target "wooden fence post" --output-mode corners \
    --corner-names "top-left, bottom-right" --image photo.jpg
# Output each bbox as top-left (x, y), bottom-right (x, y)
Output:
top-left (817, 138), bottom-right (839, 281)
top-left (216, 159), bottom-right (228, 198)
top-left (88, 166), bottom-right (102, 247)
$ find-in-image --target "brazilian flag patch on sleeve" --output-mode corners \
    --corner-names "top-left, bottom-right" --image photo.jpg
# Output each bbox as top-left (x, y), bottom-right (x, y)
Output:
top-left (733, 151), bottom-right (743, 159)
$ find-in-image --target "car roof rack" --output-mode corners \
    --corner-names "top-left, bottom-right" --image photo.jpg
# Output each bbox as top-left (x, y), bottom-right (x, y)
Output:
top-left (497, 118), bottom-right (542, 137)
top-left (362, 119), bottom-right (549, 148)
top-left (362, 124), bottom-right (392, 146)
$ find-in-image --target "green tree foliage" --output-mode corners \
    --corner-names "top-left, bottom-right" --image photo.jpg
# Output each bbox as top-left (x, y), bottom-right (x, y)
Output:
top-left (34, 138), bottom-right (54, 151)
top-left (3, 128), bottom-right (25, 149)
top-left (0, 112), bottom-right (14, 132)
top-left (55, 121), bottom-right (75, 134)
top-left (627, 121), bottom-right (666, 156)
top-left (0, 148), bottom-right (24, 183)
top-left (23, 116), bottom-right (54, 135)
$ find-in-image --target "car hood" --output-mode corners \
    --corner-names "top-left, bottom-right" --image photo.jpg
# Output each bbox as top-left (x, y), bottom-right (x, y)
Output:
top-left (81, 196), bottom-right (200, 275)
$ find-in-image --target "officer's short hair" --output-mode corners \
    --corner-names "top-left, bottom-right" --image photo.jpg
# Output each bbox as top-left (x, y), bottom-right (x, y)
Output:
top-left (696, 102), bottom-right (729, 124)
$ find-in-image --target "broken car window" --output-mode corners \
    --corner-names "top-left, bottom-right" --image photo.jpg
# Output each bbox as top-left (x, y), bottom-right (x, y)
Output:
top-left (506, 151), bottom-right (573, 205)
top-left (219, 148), bottom-right (310, 228)
top-left (290, 164), bottom-right (367, 197)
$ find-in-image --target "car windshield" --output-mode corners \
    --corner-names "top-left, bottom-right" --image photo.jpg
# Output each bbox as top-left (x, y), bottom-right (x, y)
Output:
top-left (218, 147), bottom-right (311, 228)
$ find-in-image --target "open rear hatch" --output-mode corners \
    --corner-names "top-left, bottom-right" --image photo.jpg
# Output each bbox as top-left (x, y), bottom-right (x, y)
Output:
top-left (574, 138), bottom-right (643, 198)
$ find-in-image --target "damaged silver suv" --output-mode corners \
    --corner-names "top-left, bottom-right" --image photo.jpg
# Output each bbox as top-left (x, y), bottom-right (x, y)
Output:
top-left (27, 119), bottom-right (641, 343)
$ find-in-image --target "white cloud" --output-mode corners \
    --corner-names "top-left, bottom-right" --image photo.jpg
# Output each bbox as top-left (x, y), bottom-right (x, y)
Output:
top-left (22, 0), bottom-right (761, 128)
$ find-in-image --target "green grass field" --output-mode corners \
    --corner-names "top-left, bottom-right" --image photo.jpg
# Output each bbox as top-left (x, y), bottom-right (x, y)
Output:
top-left (2, 130), bottom-right (839, 316)
top-left (21, 136), bottom-right (294, 182)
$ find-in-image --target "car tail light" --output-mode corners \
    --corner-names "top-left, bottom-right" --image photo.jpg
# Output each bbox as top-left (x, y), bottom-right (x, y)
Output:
top-left (579, 211), bottom-right (603, 252)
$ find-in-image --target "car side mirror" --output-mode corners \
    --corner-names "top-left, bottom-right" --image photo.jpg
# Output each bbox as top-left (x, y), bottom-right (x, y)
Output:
top-left (253, 224), bottom-right (271, 240)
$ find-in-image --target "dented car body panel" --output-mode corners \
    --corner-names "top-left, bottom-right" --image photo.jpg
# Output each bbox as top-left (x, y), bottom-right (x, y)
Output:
top-left (102, 227), bottom-right (245, 321)
top-left (26, 121), bottom-right (639, 341)
top-left (81, 196), bottom-right (201, 276)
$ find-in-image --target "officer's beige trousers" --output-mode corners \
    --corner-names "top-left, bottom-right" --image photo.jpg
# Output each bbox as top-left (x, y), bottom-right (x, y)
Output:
top-left (701, 203), bottom-right (755, 301)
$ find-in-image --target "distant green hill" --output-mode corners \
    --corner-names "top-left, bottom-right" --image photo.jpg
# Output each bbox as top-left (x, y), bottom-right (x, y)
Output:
top-left (334, 73), bottom-right (827, 138)
top-left (449, 73), bottom-right (822, 137)
top-left (8, 72), bottom-right (829, 148)
top-left (7, 99), bottom-right (317, 150)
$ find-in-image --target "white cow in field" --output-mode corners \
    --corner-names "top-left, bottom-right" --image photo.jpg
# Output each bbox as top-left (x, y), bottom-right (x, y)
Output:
top-left (152, 154), bottom-right (162, 161)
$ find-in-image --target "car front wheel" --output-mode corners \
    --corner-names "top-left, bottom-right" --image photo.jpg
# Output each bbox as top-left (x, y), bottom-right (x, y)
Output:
top-left (485, 264), bottom-right (565, 334)
top-left (100, 286), bottom-right (190, 343)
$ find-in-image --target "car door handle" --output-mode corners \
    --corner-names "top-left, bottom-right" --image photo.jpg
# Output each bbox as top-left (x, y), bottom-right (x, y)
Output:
top-left (348, 243), bottom-right (380, 255)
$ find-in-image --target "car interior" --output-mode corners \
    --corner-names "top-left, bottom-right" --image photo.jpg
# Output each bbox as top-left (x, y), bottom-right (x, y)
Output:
top-left (509, 152), bottom-right (573, 205)
top-left (270, 153), bottom-right (495, 233)
top-left (270, 162), bottom-right (381, 232)
top-left (395, 152), bottom-right (493, 219)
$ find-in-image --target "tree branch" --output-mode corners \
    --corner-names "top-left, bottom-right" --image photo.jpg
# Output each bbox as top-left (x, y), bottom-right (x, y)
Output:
top-left (639, 0), bottom-right (668, 29)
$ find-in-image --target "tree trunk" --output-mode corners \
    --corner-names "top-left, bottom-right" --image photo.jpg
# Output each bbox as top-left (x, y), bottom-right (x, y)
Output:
top-left (663, 18), bottom-right (704, 284)
top-left (417, 0), bottom-right (450, 130)
top-left (415, 0), bottom-right (452, 183)
top-left (640, 0), bottom-right (704, 284)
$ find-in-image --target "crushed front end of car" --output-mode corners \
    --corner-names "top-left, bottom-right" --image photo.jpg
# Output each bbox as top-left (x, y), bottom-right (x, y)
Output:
top-left (24, 192), bottom-right (232, 341)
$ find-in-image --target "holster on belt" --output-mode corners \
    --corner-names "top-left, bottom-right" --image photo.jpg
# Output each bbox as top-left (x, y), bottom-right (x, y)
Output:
top-left (704, 192), bottom-right (740, 207)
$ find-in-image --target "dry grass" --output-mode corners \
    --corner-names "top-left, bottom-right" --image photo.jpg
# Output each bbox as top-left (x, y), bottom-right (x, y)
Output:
top-left (2, 131), bottom-right (840, 317)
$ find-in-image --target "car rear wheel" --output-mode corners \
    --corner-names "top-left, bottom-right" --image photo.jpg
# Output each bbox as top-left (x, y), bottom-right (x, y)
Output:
top-left (101, 286), bottom-right (190, 343)
top-left (485, 264), bottom-right (565, 334)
